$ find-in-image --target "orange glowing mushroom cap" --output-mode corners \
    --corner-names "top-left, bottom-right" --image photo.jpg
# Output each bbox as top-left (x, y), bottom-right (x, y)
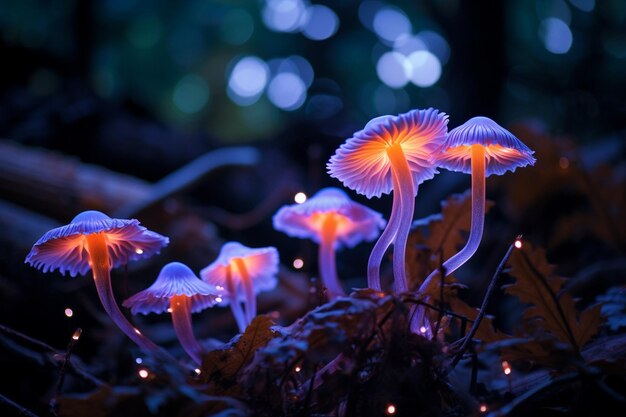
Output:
top-left (437, 116), bottom-right (535, 176)
top-left (273, 187), bottom-right (385, 248)
top-left (199, 242), bottom-right (279, 303)
top-left (123, 262), bottom-right (220, 315)
top-left (25, 210), bottom-right (169, 277)
top-left (327, 108), bottom-right (448, 198)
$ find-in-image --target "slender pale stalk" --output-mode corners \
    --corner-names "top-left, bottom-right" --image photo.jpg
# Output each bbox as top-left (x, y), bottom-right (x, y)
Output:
top-left (170, 295), bottom-right (203, 365)
top-left (85, 233), bottom-right (166, 355)
top-left (411, 144), bottom-right (487, 334)
top-left (319, 214), bottom-right (345, 299)
top-left (367, 174), bottom-right (401, 291)
top-left (234, 258), bottom-right (256, 326)
top-left (225, 264), bottom-right (247, 332)
top-left (386, 143), bottom-right (415, 294)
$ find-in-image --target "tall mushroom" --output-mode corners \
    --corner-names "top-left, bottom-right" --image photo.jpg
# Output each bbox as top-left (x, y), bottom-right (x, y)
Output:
top-left (200, 242), bottom-right (279, 332)
top-left (328, 108), bottom-right (448, 293)
top-left (412, 116), bottom-right (535, 333)
top-left (123, 262), bottom-right (220, 365)
top-left (25, 210), bottom-right (169, 355)
top-left (273, 187), bottom-right (385, 299)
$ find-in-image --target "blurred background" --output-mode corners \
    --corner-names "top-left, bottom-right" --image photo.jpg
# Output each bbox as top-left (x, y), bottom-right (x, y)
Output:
top-left (1, 0), bottom-right (625, 414)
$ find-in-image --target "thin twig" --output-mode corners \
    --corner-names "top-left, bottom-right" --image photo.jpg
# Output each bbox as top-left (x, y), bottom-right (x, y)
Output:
top-left (449, 236), bottom-right (520, 369)
top-left (0, 393), bottom-right (40, 417)
top-left (0, 323), bottom-right (105, 387)
top-left (402, 297), bottom-right (475, 323)
top-left (50, 329), bottom-right (82, 415)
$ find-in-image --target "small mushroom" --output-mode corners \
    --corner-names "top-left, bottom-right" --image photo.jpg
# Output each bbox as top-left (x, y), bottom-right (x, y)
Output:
top-left (123, 262), bottom-right (219, 364)
top-left (412, 116), bottom-right (535, 333)
top-left (25, 210), bottom-right (169, 355)
top-left (273, 187), bottom-right (385, 299)
top-left (200, 242), bottom-right (279, 332)
top-left (328, 108), bottom-right (448, 293)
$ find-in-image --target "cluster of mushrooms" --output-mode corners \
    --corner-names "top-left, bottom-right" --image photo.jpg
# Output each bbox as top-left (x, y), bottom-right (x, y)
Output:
top-left (25, 108), bottom-right (535, 366)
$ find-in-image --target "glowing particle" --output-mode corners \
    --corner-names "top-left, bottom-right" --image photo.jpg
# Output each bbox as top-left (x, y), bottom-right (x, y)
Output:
top-left (167, 308), bottom-right (173, 313)
top-left (480, 404), bottom-right (487, 413)
top-left (295, 366), bottom-right (301, 372)
top-left (293, 258), bottom-right (304, 269)
top-left (194, 368), bottom-right (201, 375)
top-left (134, 328), bottom-right (142, 335)
top-left (216, 297), bottom-right (223, 303)
top-left (64, 308), bottom-right (73, 318)
top-left (514, 240), bottom-right (523, 249)
top-left (386, 404), bottom-right (396, 415)
top-left (419, 326), bottom-right (427, 334)
top-left (502, 360), bottom-right (512, 375)
top-left (294, 192), bottom-right (307, 204)
top-left (72, 329), bottom-right (82, 341)
top-left (138, 369), bottom-right (149, 379)
top-left (135, 248), bottom-right (144, 255)
top-left (135, 358), bottom-right (143, 364)
top-left (216, 285), bottom-right (224, 291)
top-left (559, 157), bottom-right (569, 169)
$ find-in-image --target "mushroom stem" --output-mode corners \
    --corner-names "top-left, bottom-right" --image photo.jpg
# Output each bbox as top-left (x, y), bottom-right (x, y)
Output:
top-left (85, 233), bottom-right (164, 355)
top-left (367, 174), bottom-right (401, 291)
top-left (411, 144), bottom-right (486, 334)
top-left (234, 258), bottom-right (256, 326)
top-left (319, 214), bottom-right (345, 299)
top-left (386, 142), bottom-right (415, 294)
top-left (225, 264), bottom-right (247, 332)
top-left (170, 295), bottom-right (203, 365)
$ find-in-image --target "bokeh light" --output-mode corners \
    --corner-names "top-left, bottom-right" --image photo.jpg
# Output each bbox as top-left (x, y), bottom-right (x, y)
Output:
top-left (263, 0), bottom-right (307, 33)
top-left (408, 51), bottom-right (442, 87)
top-left (267, 72), bottom-right (307, 110)
top-left (173, 75), bottom-right (209, 114)
top-left (227, 56), bottom-right (270, 106)
top-left (376, 51), bottom-right (411, 88)
top-left (540, 18), bottom-right (573, 54)
top-left (373, 6), bottom-right (412, 43)
top-left (220, 9), bottom-right (254, 45)
top-left (302, 5), bottom-right (339, 41)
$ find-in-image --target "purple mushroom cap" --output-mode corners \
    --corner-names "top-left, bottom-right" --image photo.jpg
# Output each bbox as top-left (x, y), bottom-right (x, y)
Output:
top-left (123, 262), bottom-right (219, 315)
top-left (273, 187), bottom-right (386, 248)
top-left (25, 210), bottom-right (169, 277)
top-left (200, 242), bottom-right (279, 305)
top-left (327, 108), bottom-right (448, 198)
top-left (437, 116), bottom-right (536, 176)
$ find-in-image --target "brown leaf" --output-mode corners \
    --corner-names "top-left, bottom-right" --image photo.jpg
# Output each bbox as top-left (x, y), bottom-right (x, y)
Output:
top-left (504, 242), bottom-right (603, 351)
top-left (201, 315), bottom-right (279, 392)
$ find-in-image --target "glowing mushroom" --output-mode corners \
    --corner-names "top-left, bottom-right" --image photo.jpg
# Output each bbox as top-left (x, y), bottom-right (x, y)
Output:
top-left (25, 210), bottom-right (169, 355)
top-left (273, 187), bottom-right (385, 299)
top-left (328, 108), bottom-right (448, 293)
top-left (123, 262), bottom-right (219, 365)
top-left (200, 242), bottom-right (279, 332)
top-left (412, 117), bottom-right (535, 334)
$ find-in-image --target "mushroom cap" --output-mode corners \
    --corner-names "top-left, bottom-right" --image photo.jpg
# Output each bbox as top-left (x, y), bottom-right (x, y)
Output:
top-left (327, 108), bottom-right (448, 198)
top-left (25, 210), bottom-right (169, 277)
top-left (123, 262), bottom-right (219, 315)
top-left (273, 187), bottom-right (386, 248)
top-left (199, 242), bottom-right (279, 305)
top-left (437, 116), bottom-right (536, 176)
